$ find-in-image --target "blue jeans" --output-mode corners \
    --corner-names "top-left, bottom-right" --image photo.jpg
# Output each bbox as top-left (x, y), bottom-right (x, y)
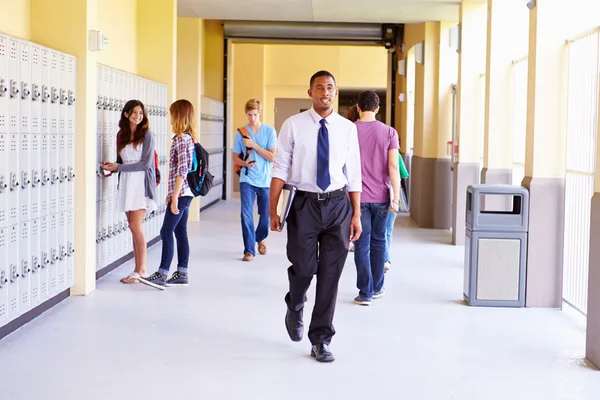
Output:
top-left (385, 210), bottom-right (398, 263)
top-left (240, 183), bottom-right (270, 256)
top-left (158, 196), bottom-right (193, 275)
top-left (354, 202), bottom-right (389, 299)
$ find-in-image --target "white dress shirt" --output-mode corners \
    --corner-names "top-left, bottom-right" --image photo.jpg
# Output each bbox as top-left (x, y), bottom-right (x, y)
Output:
top-left (272, 107), bottom-right (362, 193)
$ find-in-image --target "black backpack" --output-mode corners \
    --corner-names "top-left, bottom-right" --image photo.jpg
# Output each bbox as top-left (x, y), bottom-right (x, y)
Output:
top-left (187, 136), bottom-right (214, 197)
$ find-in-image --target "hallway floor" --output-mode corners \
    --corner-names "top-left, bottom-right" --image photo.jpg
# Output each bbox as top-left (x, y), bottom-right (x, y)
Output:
top-left (0, 200), bottom-right (598, 400)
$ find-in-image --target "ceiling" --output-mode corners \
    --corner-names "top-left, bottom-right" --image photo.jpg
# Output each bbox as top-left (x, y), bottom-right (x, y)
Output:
top-left (178, 0), bottom-right (465, 24)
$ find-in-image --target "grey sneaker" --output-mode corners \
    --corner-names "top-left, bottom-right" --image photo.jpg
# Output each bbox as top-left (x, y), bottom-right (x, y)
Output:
top-left (166, 271), bottom-right (188, 286)
top-left (138, 272), bottom-right (167, 290)
top-left (353, 295), bottom-right (371, 306)
top-left (373, 288), bottom-right (386, 299)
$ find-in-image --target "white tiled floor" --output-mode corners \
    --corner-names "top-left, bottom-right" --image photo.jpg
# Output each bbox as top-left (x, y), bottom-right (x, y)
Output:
top-left (0, 200), bottom-right (598, 400)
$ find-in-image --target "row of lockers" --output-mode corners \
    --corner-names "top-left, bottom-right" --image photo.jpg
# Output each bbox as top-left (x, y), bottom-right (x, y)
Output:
top-left (0, 32), bottom-right (77, 328)
top-left (95, 65), bottom-right (168, 272)
top-left (0, 34), bottom-right (76, 229)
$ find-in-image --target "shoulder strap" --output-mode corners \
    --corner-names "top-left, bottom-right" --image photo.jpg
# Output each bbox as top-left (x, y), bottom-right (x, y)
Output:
top-left (238, 127), bottom-right (253, 155)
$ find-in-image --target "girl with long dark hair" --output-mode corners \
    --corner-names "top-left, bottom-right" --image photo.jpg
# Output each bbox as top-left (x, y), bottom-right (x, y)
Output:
top-left (100, 100), bottom-right (157, 284)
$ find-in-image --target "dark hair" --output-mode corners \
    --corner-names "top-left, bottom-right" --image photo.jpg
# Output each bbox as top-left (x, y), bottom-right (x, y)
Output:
top-left (309, 70), bottom-right (336, 88)
top-left (357, 90), bottom-right (380, 112)
top-left (345, 104), bottom-right (360, 122)
top-left (117, 100), bottom-right (149, 155)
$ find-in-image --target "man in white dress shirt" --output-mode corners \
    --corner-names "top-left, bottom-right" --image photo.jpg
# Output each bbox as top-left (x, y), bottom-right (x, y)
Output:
top-left (269, 70), bottom-right (362, 363)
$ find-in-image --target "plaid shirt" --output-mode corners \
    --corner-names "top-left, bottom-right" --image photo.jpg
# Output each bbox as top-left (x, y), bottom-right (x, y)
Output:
top-left (167, 133), bottom-right (195, 203)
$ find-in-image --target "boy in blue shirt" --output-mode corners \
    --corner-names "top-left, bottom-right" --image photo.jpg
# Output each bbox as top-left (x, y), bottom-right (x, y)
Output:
top-left (232, 99), bottom-right (277, 261)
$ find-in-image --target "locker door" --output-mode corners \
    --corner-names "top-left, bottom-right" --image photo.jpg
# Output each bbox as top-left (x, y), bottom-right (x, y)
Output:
top-left (66, 56), bottom-right (76, 135)
top-left (30, 44), bottom-right (41, 221)
top-left (58, 54), bottom-right (67, 135)
top-left (39, 216), bottom-right (49, 301)
top-left (19, 41), bottom-right (31, 223)
top-left (66, 209), bottom-right (74, 287)
top-left (7, 39), bottom-right (20, 227)
top-left (48, 213), bottom-right (58, 295)
top-left (29, 218), bottom-right (40, 307)
top-left (49, 51), bottom-right (59, 216)
top-left (58, 54), bottom-right (67, 213)
top-left (19, 220), bottom-right (31, 314)
top-left (95, 200), bottom-right (103, 270)
top-left (0, 35), bottom-right (8, 230)
top-left (0, 227), bottom-right (9, 327)
top-left (39, 48), bottom-right (50, 218)
top-left (66, 56), bottom-right (76, 212)
top-left (57, 211), bottom-right (66, 289)
top-left (7, 224), bottom-right (19, 321)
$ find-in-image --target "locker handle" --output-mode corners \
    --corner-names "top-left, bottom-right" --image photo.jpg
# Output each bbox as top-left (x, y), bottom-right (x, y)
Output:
top-left (32, 170), bottom-right (41, 187)
top-left (22, 261), bottom-right (31, 277)
top-left (21, 171), bottom-right (31, 189)
top-left (60, 89), bottom-right (68, 105)
top-left (21, 82), bottom-right (31, 100)
top-left (96, 232), bottom-right (103, 243)
top-left (59, 167), bottom-right (67, 183)
top-left (41, 169), bottom-right (50, 185)
top-left (67, 242), bottom-right (75, 256)
top-left (41, 85), bottom-right (50, 102)
top-left (32, 256), bottom-right (40, 272)
top-left (51, 87), bottom-right (59, 104)
top-left (68, 90), bottom-right (76, 105)
top-left (68, 167), bottom-right (75, 181)
top-left (0, 270), bottom-right (7, 287)
top-left (51, 169), bottom-right (59, 184)
top-left (97, 96), bottom-right (104, 109)
top-left (51, 249), bottom-right (58, 264)
top-left (41, 252), bottom-right (50, 267)
top-left (59, 245), bottom-right (67, 260)
top-left (0, 78), bottom-right (7, 97)
top-left (32, 84), bottom-right (41, 101)
top-left (10, 264), bottom-right (19, 282)
top-left (0, 175), bottom-right (7, 192)
top-left (9, 173), bottom-right (19, 192)
top-left (9, 80), bottom-right (19, 99)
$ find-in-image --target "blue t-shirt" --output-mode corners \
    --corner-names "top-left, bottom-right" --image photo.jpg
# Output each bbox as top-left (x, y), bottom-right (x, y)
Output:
top-left (233, 123), bottom-right (277, 188)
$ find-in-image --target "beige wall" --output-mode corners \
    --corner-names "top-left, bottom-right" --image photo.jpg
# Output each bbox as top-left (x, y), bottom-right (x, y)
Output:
top-left (97, 0), bottom-right (138, 74)
top-left (203, 20), bottom-right (224, 101)
top-left (0, 0), bottom-right (30, 39)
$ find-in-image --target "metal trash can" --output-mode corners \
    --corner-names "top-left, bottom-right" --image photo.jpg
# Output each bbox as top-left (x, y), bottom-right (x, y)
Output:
top-left (463, 184), bottom-right (529, 307)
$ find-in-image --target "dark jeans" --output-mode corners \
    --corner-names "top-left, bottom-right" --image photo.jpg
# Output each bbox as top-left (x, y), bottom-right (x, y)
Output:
top-left (354, 202), bottom-right (389, 299)
top-left (158, 196), bottom-right (193, 275)
top-left (285, 194), bottom-right (352, 345)
top-left (240, 182), bottom-right (270, 256)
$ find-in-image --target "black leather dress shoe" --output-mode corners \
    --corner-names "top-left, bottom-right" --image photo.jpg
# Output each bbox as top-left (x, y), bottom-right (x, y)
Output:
top-left (285, 308), bottom-right (303, 342)
top-left (311, 344), bottom-right (335, 362)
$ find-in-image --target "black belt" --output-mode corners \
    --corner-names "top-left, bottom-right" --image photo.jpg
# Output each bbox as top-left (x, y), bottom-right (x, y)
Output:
top-left (296, 189), bottom-right (347, 201)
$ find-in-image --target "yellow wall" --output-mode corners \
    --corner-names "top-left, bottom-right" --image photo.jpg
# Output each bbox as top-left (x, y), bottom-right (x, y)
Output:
top-left (203, 20), bottom-right (224, 100)
top-left (232, 43), bottom-right (387, 130)
top-left (137, 0), bottom-right (177, 102)
top-left (0, 0), bottom-right (30, 39)
top-left (264, 44), bottom-right (387, 88)
top-left (232, 44), bottom-right (265, 136)
top-left (97, 0), bottom-right (137, 74)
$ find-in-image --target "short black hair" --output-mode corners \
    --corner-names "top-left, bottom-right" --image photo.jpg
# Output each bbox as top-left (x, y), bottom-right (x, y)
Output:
top-left (357, 90), bottom-right (380, 112)
top-left (310, 70), bottom-right (336, 88)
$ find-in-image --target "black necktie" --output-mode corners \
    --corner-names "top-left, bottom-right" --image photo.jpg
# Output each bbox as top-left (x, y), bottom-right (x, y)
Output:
top-left (317, 119), bottom-right (331, 191)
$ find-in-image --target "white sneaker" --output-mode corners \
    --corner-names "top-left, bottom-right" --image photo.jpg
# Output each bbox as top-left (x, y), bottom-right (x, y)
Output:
top-left (384, 261), bottom-right (391, 273)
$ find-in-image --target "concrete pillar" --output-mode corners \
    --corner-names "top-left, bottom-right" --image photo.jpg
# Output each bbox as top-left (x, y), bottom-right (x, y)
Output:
top-left (452, 2), bottom-right (487, 245)
top-left (30, 0), bottom-right (99, 295)
top-left (521, 2), bottom-right (567, 308)
top-left (405, 22), bottom-right (456, 229)
top-left (481, 0), bottom-right (529, 211)
top-left (177, 17), bottom-right (204, 222)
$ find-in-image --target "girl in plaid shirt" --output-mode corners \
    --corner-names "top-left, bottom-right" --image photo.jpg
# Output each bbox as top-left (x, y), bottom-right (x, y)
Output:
top-left (140, 100), bottom-right (196, 290)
